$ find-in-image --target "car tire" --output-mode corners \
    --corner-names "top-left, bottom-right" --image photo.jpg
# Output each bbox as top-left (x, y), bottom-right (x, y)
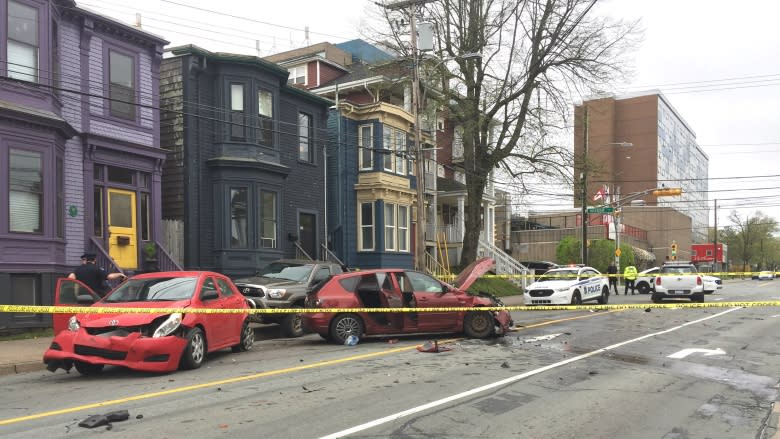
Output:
top-left (464, 310), bottom-right (494, 339)
top-left (637, 282), bottom-right (650, 295)
top-left (232, 319), bottom-right (254, 353)
top-left (570, 291), bottom-right (582, 305)
top-left (651, 294), bottom-right (662, 303)
top-left (180, 327), bottom-right (206, 370)
top-left (74, 361), bottom-right (104, 376)
top-left (597, 286), bottom-right (609, 304)
top-left (330, 313), bottom-right (364, 345)
top-left (280, 307), bottom-right (305, 338)
top-left (692, 294), bottom-right (704, 303)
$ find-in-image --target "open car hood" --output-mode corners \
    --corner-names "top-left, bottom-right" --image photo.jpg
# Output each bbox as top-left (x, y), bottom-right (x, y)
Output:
top-left (452, 257), bottom-right (495, 291)
top-left (79, 300), bottom-right (192, 326)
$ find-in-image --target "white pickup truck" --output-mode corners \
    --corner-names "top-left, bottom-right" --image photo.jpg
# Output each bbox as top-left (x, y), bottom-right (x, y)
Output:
top-left (651, 262), bottom-right (704, 303)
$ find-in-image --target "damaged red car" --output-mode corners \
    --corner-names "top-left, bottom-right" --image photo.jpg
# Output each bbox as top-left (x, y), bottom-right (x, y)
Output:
top-left (303, 258), bottom-right (513, 344)
top-left (43, 272), bottom-right (254, 375)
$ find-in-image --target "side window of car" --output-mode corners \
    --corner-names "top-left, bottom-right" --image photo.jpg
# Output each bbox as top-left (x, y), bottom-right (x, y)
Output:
top-left (405, 271), bottom-right (444, 293)
top-left (380, 272), bottom-right (395, 291)
top-left (201, 277), bottom-right (219, 300)
top-left (313, 267), bottom-right (330, 284)
top-left (216, 278), bottom-right (234, 297)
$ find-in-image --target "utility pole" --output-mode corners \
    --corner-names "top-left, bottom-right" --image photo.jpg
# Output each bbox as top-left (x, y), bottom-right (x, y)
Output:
top-left (385, 0), bottom-right (433, 271)
top-left (713, 199), bottom-right (718, 273)
top-left (581, 105), bottom-right (589, 265)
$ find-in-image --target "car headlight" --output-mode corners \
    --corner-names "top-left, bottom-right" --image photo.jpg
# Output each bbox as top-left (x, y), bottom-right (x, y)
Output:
top-left (555, 287), bottom-right (570, 292)
top-left (152, 313), bottom-right (183, 338)
top-left (267, 288), bottom-right (286, 299)
top-left (68, 316), bottom-right (80, 332)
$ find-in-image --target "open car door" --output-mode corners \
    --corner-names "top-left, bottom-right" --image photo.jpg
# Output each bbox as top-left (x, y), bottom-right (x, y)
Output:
top-left (53, 278), bottom-right (101, 334)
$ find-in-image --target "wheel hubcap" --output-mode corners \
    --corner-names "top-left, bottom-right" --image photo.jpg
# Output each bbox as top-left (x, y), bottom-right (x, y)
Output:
top-left (243, 324), bottom-right (254, 350)
top-left (336, 318), bottom-right (359, 339)
top-left (191, 333), bottom-right (204, 364)
top-left (471, 314), bottom-right (490, 332)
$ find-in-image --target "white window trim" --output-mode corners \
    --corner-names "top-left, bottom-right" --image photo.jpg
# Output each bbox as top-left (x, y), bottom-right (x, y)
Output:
top-left (358, 201), bottom-right (375, 251)
top-left (384, 203), bottom-right (396, 251)
top-left (383, 203), bottom-right (410, 253)
top-left (358, 124), bottom-right (373, 170)
top-left (398, 205), bottom-right (409, 252)
top-left (382, 125), bottom-right (408, 175)
top-left (288, 66), bottom-right (307, 86)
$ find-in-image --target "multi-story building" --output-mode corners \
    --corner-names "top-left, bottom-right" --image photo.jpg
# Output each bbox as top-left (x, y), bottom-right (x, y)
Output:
top-left (0, 0), bottom-right (168, 329)
top-left (159, 45), bottom-right (332, 276)
top-left (573, 91), bottom-right (709, 243)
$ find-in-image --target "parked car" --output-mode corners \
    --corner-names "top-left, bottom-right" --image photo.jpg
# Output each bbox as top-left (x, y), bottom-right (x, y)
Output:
top-left (43, 272), bottom-right (254, 375)
top-left (702, 275), bottom-right (723, 294)
top-left (519, 261), bottom-right (559, 279)
top-left (302, 258), bottom-right (513, 344)
top-left (636, 267), bottom-right (660, 294)
top-left (524, 266), bottom-right (610, 305)
top-left (652, 262), bottom-right (704, 303)
top-left (757, 271), bottom-right (774, 280)
top-left (233, 260), bottom-right (344, 337)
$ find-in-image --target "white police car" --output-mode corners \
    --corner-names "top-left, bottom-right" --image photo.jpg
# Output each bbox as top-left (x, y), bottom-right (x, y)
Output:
top-left (524, 266), bottom-right (610, 305)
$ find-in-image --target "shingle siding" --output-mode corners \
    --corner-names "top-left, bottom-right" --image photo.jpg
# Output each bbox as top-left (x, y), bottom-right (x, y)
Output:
top-left (160, 57), bottom-right (185, 220)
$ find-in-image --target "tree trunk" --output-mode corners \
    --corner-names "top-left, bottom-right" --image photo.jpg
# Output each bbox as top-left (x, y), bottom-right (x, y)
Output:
top-left (459, 172), bottom-right (486, 266)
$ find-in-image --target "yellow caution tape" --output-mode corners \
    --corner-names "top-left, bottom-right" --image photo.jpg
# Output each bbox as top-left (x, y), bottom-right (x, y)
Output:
top-left (0, 301), bottom-right (778, 315)
top-left (480, 272), bottom-right (778, 279)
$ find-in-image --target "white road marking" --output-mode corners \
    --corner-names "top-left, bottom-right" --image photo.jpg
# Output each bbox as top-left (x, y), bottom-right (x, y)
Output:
top-left (522, 333), bottom-right (564, 343)
top-left (714, 297), bottom-right (725, 301)
top-left (667, 347), bottom-right (726, 359)
top-left (318, 307), bottom-right (743, 439)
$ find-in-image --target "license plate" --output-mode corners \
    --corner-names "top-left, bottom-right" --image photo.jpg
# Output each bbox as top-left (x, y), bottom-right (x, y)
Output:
top-left (668, 290), bottom-right (678, 294)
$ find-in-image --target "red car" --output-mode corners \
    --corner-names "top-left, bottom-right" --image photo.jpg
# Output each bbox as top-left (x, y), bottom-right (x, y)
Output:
top-left (303, 258), bottom-right (513, 344)
top-left (44, 271), bottom-right (254, 375)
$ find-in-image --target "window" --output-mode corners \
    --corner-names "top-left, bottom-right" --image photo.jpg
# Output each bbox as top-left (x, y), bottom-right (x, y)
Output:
top-left (216, 278), bottom-right (234, 297)
top-left (405, 271), bottom-right (444, 293)
top-left (384, 203), bottom-right (396, 251)
top-left (9, 149), bottom-right (42, 233)
top-left (201, 277), bottom-right (219, 300)
top-left (257, 90), bottom-right (273, 145)
top-left (107, 165), bottom-right (133, 185)
top-left (230, 83), bottom-right (245, 140)
top-left (94, 187), bottom-right (103, 237)
top-left (11, 274), bottom-right (40, 313)
top-left (259, 191), bottom-right (277, 248)
top-left (288, 66), bottom-right (306, 85)
top-left (358, 202), bottom-right (374, 251)
top-left (109, 50), bottom-right (135, 120)
top-left (230, 188), bottom-right (248, 248)
top-left (359, 124), bottom-right (373, 170)
top-left (140, 193), bottom-right (150, 241)
top-left (398, 205), bottom-right (409, 252)
top-left (57, 158), bottom-right (64, 238)
top-left (299, 112), bottom-right (313, 162)
top-left (382, 125), bottom-right (407, 175)
top-left (7, 0), bottom-right (38, 82)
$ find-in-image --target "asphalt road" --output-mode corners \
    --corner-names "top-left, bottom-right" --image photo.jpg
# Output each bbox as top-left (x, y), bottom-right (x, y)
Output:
top-left (0, 278), bottom-right (778, 439)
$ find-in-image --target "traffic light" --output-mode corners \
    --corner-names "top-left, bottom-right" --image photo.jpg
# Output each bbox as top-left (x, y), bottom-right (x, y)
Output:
top-left (652, 187), bottom-right (682, 197)
top-left (671, 242), bottom-right (678, 261)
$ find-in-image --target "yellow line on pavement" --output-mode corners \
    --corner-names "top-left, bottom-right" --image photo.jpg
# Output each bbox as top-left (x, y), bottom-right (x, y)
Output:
top-left (0, 310), bottom-right (614, 427)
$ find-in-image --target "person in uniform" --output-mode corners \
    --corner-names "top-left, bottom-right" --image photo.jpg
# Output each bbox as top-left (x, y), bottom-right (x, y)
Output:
top-left (68, 253), bottom-right (127, 297)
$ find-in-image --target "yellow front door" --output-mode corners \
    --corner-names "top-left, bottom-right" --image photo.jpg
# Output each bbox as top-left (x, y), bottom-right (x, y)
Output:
top-left (107, 188), bottom-right (137, 269)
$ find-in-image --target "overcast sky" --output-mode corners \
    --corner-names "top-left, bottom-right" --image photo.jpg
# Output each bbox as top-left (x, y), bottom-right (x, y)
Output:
top-left (79, 0), bottom-right (780, 231)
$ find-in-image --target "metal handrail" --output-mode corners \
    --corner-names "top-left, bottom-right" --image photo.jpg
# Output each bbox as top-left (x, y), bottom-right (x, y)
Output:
top-left (320, 243), bottom-right (346, 267)
top-left (294, 241), bottom-right (313, 260)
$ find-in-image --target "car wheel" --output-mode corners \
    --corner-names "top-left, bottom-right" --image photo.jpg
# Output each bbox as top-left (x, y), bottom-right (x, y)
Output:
top-left (464, 310), bottom-right (494, 338)
top-left (280, 307), bottom-right (305, 338)
top-left (597, 286), bottom-right (609, 304)
top-left (570, 291), bottom-right (582, 305)
top-left (180, 327), bottom-right (206, 370)
top-left (74, 361), bottom-right (104, 376)
top-left (637, 282), bottom-right (650, 295)
top-left (330, 313), bottom-right (364, 345)
top-left (692, 294), bottom-right (704, 303)
top-left (232, 319), bottom-right (254, 353)
top-left (651, 294), bottom-right (662, 303)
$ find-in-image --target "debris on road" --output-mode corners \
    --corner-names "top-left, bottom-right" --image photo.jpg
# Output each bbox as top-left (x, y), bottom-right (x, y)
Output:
top-left (78, 410), bottom-right (130, 429)
top-left (417, 340), bottom-right (452, 353)
top-left (501, 361), bottom-right (510, 368)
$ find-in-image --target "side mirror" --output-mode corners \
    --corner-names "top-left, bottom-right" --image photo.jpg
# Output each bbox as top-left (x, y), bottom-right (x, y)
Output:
top-left (76, 294), bottom-right (96, 304)
top-left (201, 290), bottom-right (219, 301)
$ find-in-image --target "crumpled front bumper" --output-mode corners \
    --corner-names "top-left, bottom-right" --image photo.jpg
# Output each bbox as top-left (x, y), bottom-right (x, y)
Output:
top-left (493, 309), bottom-right (513, 335)
top-left (43, 328), bottom-right (188, 373)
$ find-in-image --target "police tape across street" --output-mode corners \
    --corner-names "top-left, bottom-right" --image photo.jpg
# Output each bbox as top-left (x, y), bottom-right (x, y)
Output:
top-left (1, 301), bottom-right (779, 316)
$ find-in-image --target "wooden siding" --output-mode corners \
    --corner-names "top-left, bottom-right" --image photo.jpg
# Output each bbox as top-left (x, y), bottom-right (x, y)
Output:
top-left (160, 57), bottom-right (185, 220)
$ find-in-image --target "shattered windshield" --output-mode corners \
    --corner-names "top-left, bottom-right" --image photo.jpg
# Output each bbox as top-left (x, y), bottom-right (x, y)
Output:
top-left (256, 262), bottom-right (314, 282)
top-left (537, 269), bottom-right (579, 282)
top-left (104, 277), bottom-right (198, 302)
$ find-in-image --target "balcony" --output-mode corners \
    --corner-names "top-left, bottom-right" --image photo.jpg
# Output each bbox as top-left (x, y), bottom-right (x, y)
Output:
top-left (426, 223), bottom-right (462, 243)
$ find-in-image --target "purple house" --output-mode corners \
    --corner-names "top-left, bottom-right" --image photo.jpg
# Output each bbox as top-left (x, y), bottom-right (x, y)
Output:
top-left (0, 0), bottom-right (170, 329)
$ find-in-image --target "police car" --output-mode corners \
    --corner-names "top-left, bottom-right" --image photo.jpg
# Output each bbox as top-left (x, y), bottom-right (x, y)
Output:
top-left (524, 265), bottom-right (610, 305)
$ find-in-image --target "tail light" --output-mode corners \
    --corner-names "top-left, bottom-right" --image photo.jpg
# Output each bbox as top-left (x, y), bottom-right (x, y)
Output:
top-left (696, 276), bottom-right (702, 285)
top-left (655, 276), bottom-right (661, 285)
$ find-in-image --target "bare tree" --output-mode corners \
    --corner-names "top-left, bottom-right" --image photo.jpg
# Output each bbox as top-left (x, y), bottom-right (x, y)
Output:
top-left (370, 0), bottom-right (640, 265)
top-left (722, 211), bottom-right (778, 271)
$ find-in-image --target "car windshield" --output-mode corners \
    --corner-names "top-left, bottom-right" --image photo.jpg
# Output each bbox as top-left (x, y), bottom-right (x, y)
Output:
top-left (256, 262), bottom-right (314, 282)
top-left (537, 269), bottom-right (579, 282)
top-left (660, 266), bottom-right (695, 274)
top-left (104, 277), bottom-right (198, 302)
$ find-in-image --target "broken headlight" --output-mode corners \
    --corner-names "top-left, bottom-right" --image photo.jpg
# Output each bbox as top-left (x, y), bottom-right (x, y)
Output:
top-left (68, 315), bottom-right (80, 332)
top-left (152, 313), bottom-right (183, 338)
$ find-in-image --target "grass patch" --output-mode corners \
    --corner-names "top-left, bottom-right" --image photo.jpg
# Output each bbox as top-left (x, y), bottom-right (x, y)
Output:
top-left (467, 277), bottom-right (522, 297)
top-left (0, 328), bottom-right (53, 341)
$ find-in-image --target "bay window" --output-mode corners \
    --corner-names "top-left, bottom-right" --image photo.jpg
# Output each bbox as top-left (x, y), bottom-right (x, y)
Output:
top-left (260, 190), bottom-right (277, 248)
top-left (230, 84), bottom-right (245, 140)
top-left (7, 0), bottom-right (39, 82)
top-left (383, 203), bottom-right (410, 252)
top-left (257, 89), bottom-right (273, 145)
top-left (9, 149), bottom-right (42, 233)
top-left (230, 187), bottom-right (248, 248)
top-left (358, 202), bottom-right (374, 251)
top-left (382, 125), bottom-right (407, 175)
top-left (384, 203), bottom-right (396, 251)
top-left (359, 124), bottom-right (373, 170)
top-left (299, 112), bottom-right (313, 162)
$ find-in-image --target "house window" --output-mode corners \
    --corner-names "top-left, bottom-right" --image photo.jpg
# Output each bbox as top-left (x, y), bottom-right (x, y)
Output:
top-left (259, 191), bottom-right (277, 248)
top-left (358, 202), bottom-right (374, 251)
top-left (56, 158), bottom-right (64, 238)
top-left (230, 84), bottom-right (245, 140)
top-left (394, 128), bottom-right (406, 175)
top-left (398, 205), bottom-right (409, 252)
top-left (358, 124), bottom-right (373, 170)
top-left (9, 149), bottom-right (42, 233)
top-left (384, 203), bottom-right (396, 251)
top-left (298, 112), bottom-right (313, 162)
top-left (7, 0), bottom-right (38, 82)
top-left (107, 165), bottom-right (133, 185)
top-left (382, 125), bottom-right (407, 175)
top-left (140, 193), bottom-right (150, 241)
top-left (257, 90), bottom-right (273, 145)
top-left (288, 66), bottom-right (306, 85)
top-left (230, 187), bottom-right (248, 248)
top-left (109, 50), bottom-right (135, 120)
top-left (11, 274), bottom-right (40, 311)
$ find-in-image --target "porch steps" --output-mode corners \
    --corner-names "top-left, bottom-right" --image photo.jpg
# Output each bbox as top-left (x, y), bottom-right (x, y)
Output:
top-left (477, 239), bottom-right (530, 290)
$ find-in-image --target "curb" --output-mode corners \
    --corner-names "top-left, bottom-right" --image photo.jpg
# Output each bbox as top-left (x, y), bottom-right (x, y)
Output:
top-left (0, 361), bottom-right (46, 377)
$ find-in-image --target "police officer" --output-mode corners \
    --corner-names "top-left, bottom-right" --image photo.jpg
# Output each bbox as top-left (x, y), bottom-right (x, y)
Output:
top-left (623, 262), bottom-right (638, 295)
top-left (607, 263), bottom-right (618, 294)
top-left (68, 253), bottom-right (126, 297)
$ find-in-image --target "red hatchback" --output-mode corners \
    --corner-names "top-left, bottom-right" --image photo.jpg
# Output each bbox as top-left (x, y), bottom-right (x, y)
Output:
top-left (303, 258), bottom-right (513, 344)
top-left (44, 271), bottom-right (254, 375)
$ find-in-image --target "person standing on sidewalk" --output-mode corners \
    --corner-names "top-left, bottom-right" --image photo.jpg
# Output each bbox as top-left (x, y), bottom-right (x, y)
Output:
top-left (607, 263), bottom-right (618, 294)
top-left (623, 262), bottom-right (638, 295)
top-left (68, 253), bottom-right (126, 297)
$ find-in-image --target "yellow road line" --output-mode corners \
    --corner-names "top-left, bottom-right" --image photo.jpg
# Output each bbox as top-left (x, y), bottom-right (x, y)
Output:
top-left (0, 310), bottom-right (617, 426)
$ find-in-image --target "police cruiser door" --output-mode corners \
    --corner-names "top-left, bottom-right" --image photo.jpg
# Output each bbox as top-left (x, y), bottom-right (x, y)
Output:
top-left (580, 268), bottom-right (603, 302)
